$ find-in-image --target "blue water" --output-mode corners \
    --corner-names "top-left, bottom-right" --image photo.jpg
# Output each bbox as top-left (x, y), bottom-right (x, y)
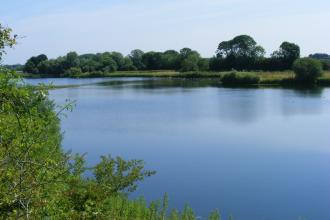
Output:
top-left (26, 78), bottom-right (330, 220)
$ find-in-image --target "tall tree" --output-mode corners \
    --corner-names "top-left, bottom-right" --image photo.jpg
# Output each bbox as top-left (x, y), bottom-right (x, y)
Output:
top-left (271, 42), bottom-right (300, 69)
top-left (129, 49), bottom-right (145, 70)
top-left (216, 35), bottom-right (265, 70)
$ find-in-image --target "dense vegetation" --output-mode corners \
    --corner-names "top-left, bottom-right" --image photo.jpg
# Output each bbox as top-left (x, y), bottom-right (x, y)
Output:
top-left (20, 35), bottom-right (311, 77)
top-left (293, 58), bottom-right (323, 83)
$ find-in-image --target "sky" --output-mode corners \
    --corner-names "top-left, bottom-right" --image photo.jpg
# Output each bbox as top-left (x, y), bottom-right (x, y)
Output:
top-left (1, 0), bottom-right (330, 64)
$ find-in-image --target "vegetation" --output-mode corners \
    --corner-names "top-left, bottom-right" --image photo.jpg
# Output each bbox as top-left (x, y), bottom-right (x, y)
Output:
top-left (0, 24), bottom-right (16, 61)
top-left (19, 35), bottom-right (308, 77)
top-left (18, 34), bottom-right (330, 87)
top-left (293, 58), bottom-right (323, 83)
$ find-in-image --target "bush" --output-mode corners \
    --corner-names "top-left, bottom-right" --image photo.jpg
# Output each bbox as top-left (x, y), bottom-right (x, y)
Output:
top-left (221, 71), bottom-right (260, 85)
top-left (292, 58), bottom-right (323, 83)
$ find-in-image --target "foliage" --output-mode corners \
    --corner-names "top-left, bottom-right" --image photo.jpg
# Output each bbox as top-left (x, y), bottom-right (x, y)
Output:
top-left (271, 42), bottom-right (300, 70)
top-left (19, 35), bottom-right (311, 75)
top-left (0, 69), bottom-right (69, 218)
top-left (215, 35), bottom-right (265, 70)
top-left (0, 24), bottom-right (17, 61)
top-left (22, 48), bottom-right (208, 75)
top-left (63, 67), bottom-right (83, 77)
top-left (292, 58), bottom-right (323, 83)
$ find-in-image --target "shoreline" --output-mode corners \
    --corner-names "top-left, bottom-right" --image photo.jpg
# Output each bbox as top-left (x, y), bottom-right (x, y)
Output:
top-left (21, 70), bottom-right (330, 87)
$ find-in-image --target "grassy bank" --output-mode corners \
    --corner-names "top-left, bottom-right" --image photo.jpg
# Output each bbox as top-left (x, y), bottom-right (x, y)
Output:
top-left (22, 70), bottom-right (330, 86)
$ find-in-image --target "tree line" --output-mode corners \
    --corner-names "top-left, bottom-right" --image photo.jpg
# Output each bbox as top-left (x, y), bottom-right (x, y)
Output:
top-left (18, 35), bottom-right (329, 76)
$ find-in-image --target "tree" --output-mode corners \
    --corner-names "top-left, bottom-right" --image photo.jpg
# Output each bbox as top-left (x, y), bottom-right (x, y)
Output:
top-left (161, 50), bottom-right (180, 70)
top-left (216, 35), bottom-right (265, 70)
top-left (63, 52), bottom-right (80, 69)
top-left (129, 49), bottom-right (145, 70)
top-left (121, 57), bottom-right (136, 70)
top-left (0, 23), bottom-right (16, 61)
top-left (272, 42), bottom-right (300, 69)
top-left (110, 52), bottom-right (125, 70)
top-left (23, 54), bottom-right (48, 74)
top-left (142, 51), bottom-right (163, 70)
top-left (292, 58), bottom-right (323, 83)
top-left (179, 48), bottom-right (203, 72)
top-left (180, 53), bottom-right (200, 72)
top-left (0, 70), bottom-right (71, 218)
top-left (98, 52), bottom-right (118, 72)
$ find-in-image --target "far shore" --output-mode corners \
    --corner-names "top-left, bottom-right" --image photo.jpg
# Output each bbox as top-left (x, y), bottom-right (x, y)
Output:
top-left (21, 70), bottom-right (330, 87)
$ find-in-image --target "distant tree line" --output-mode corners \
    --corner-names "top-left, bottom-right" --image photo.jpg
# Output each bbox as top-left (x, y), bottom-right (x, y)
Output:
top-left (23, 48), bottom-right (209, 76)
top-left (20, 35), bottom-right (328, 76)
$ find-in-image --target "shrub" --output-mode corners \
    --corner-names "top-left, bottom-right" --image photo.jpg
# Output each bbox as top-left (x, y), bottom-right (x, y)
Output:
top-left (292, 58), bottom-right (323, 83)
top-left (221, 71), bottom-right (260, 85)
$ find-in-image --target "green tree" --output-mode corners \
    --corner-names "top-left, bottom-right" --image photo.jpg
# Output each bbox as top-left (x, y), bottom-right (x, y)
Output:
top-left (272, 41), bottom-right (300, 69)
top-left (142, 51), bottom-right (163, 70)
top-left (23, 54), bottom-right (48, 74)
top-left (63, 52), bottom-right (80, 69)
top-left (216, 35), bottom-right (265, 70)
top-left (292, 58), bottom-right (323, 83)
top-left (179, 48), bottom-right (203, 72)
top-left (129, 49), bottom-right (145, 70)
top-left (0, 23), bottom-right (16, 61)
top-left (161, 50), bottom-right (180, 70)
top-left (0, 70), bottom-right (71, 218)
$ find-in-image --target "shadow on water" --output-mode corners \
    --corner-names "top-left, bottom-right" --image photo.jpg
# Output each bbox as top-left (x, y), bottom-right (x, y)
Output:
top-left (98, 78), bottom-right (223, 89)
top-left (96, 78), bottom-right (327, 123)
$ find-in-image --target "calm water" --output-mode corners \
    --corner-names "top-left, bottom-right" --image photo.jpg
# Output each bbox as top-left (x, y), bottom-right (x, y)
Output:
top-left (26, 78), bottom-right (330, 220)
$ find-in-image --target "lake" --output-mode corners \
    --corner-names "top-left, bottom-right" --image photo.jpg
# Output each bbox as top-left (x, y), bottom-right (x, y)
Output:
top-left (26, 77), bottom-right (330, 220)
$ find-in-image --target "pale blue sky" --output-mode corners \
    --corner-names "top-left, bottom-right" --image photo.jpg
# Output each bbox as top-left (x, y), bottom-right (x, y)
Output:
top-left (1, 0), bottom-right (329, 64)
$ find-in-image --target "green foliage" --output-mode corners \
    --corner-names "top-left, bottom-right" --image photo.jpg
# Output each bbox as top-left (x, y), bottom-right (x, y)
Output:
top-left (221, 71), bottom-right (260, 85)
top-left (64, 67), bottom-right (83, 77)
top-left (215, 35), bottom-right (265, 70)
top-left (94, 155), bottom-right (156, 194)
top-left (22, 47), bottom-right (209, 75)
top-left (271, 42), bottom-right (300, 70)
top-left (130, 49), bottom-right (145, 70)
top-left (179, 48), bottom-right (205, 72)
top-left (0, 24), bottom-right (16, 61)
top-left (0, 69), bottom-right (69, 218)
top-left (293, 58), bottom-right (323, 83)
